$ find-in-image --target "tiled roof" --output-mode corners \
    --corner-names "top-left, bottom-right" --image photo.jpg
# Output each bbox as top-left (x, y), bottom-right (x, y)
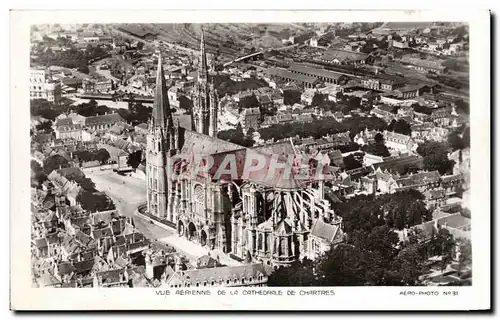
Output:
top-left (75, 230), bottom-right (93, 246)
top-left (34, 238), bottom-right (48, 248)
top-left (372, 155), bottom-right (424, 174)
top-left (287, 64), bottom-right (347, 81)
top-left (320, 49), bottom-right (368, 62)
top-left (396, 171), bottom-right (441, 187)
top-left (267, 68), bottom-right (320, 85)
top-left (197, 255), bottom-right (220, 269)
top-left (58, 261), bottom-right (75, 276)
top-left (73, 259), bottom-right (95, 274)
top-left (310, 218), bottom-right (340, 242)
top-left (85, 114), bottom-right (125, 126)
top-left (400, 56), bottom-right (446, 70)
top-left (437, 213), bottom-right (470, 229)
top-left (96, 268), bottom-right (126, 284)
top-left (55, 118), bottom-right (73, 127)
top-left (181, 130), bottom-right (244, 157)
top-left (92, 226), bottom-right (114, 240)
top-left (179, 263), bottom-right (271, 285)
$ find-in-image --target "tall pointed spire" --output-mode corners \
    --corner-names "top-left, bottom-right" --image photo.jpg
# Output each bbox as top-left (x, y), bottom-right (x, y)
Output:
top-left (199, 27), bottom-right (208, 81)
top-left (153, 53), bottom-right (173, 129)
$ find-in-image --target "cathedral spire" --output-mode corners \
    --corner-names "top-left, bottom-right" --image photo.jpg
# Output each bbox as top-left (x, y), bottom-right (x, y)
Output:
top-left (153, 53), bottom-right (174, 129)
top-left (199, 27), bottom-right (208, 81)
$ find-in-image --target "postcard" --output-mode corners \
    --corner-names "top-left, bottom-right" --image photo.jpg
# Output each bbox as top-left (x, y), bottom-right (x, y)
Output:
top-left (10, 9), bottom-right (491, 311)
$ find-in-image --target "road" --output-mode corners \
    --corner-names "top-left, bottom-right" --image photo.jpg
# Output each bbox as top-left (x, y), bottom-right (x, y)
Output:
top-left (85, 169), bottom-right (241, 266)
top-left (85, 170), bottom-right (173, 248)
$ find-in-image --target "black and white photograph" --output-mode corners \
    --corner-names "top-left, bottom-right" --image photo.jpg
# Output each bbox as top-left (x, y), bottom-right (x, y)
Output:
top-left (10, 9), bottom-right (491, 311)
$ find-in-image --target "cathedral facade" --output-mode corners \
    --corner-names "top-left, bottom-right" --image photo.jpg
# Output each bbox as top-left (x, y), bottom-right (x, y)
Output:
top-left (146, 30), bottom-right (344, 267)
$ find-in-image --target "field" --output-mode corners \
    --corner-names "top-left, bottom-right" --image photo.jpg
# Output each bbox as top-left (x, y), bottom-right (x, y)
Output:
top-left (109, 23), bottom-right (324, 59)
top-left (383, 22), bottom-right (435, 30)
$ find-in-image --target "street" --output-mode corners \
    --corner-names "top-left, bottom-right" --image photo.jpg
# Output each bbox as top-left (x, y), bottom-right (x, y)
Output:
top-left (86, 170), bottom-right (173, 244)
top-left (86, 169), bottom-right (241, 265)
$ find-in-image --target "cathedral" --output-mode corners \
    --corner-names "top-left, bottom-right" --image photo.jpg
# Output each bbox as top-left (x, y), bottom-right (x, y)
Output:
top-left (146, 29), bottom-right (344, 267)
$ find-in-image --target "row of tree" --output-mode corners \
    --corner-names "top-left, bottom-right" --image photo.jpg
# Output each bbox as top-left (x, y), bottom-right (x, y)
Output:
top-left (74, 149), bottom-right (111, 165)
top-left (258, 115), bottom-right (388, 142)
top-left (217, 124), bottom-right (255, 148)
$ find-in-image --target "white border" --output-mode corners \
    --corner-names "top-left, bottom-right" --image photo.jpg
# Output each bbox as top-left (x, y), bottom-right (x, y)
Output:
top-left (10, 9), bottom-right (491, 311)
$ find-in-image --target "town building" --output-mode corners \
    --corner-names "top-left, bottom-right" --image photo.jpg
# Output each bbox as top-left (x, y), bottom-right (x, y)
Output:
top-left (400, 56), bottom-right (447, 74)
top-left (240, 107), bottom-right (261, 131)
top-left (30, 67), bottom-right (61, 103)
top-left (287, 64), bottom-right (350, 85)
top-left (267, 68), bottom-right (320, 89)
top-left (84, 114), bottom-right (126, 131)
top-left (318, 49), bottom-right (369, 67)
top-left (383, 131), bottom-right (415, 153)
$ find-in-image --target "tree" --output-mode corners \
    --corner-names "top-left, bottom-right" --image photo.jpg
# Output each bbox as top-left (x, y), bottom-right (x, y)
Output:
top-left (458, 240), bottom-right (472, 276)
top-left (95, 148), bottom-right (111, 164)
top-left (217, 124), bottom-right (254, 147)
top-left (311, 93), bottom-right (325, 107)
top-left (386, 244), bottom-right (426, 285)
top-left (417, 141), bottom-right (455, 175)
top-left (382, 190), bottom-right (431, 230)
top-left (447, 131), bottom-right (465, 151)
top-left (31, 160), bottom-right (43, 173)
top-left (343, 154), bottom-right (362, 170)
top-left (462, 127), bottom-right (470, 148)
top-left (43, 155), bottom-right (69, 174)
top-left (31, 160), bottom-right (47, 186)
top-left (75, 150), bottom-right (94, 163)
top-left (430, 228), bottom-right (455, 272)
top-left (267, 258), bottom-right (317, 286)
top-left (374, 132), bottom-right (384, 144)
top-left (454, 99), bottom-right (469, 115)
top-left (360, 43), bottom-right (375, 54)
top-left (283, 89), bottom-right (301, 106)
top-left (127, 150), bottom-right (143, 169)
top-left (388, 119), bottom-right (411, 135)
top-left (76, 190), bottom-right (115, 212)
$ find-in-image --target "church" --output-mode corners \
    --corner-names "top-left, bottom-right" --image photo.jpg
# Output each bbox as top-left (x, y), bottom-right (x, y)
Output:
top-left (145, 29), bottom-right (344, 267)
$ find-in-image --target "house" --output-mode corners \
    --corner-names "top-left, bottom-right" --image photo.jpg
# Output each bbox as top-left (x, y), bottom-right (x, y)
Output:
top-left (395, 170), bottom-right (441, 192)
top-left (424, 189), bottom-right (447, 210)
top-left (240, 107), bottom-right (261, 131)
top-left (400, 56), bottom-right (447, 74)
top-left (410, 123), bottom-right (435, 142)
top-left (318, 49), bottom-right (369, 67)
top-left (372, 154), bottom-right (424, 175)
top-left (328, 150), bottom-right (344, 167)
top-left (401, 212), bottom-right (471, 243)
top-left (383, 131), bottom-right (415, 153)
top-left (391, 40), bottom-right (409, 49)
top-left (266, 68), bottom-right (320, 89)
top-left (134, 123), bottom-right (149, 135)
top-left (54, 123), bottom-right (83, 140)
top-left (372, 168), bottom-right (399, 194)
top-left (307, 218), bottom-right (345, 261)
top-left (370, 108), bottom-right (396, 122)
top-left (163, 263), bottom-right (273, 288)
top-left (393, 85), bottom-right (421, 100)
top-left (353, 128), bottom-right (379, 146)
